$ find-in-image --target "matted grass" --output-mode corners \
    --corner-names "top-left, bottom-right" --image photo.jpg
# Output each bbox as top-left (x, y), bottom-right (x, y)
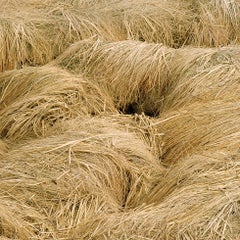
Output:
top-left (0, 0), bottom-right (126, 71)
top-left (0, 3), bottom-right (53, 71)
top-left (0, 66), bottom-right (116, 140)
top-left (54, 40), bottom-right (240, 116)
top-left (161, 46), bottom-right (240, 112)
top-left (0, 139), bottom-right (7, 156)
top-left (79, 151), bottom-right (240, 239)
top-left (0, 116), bottom-right (164, 239)
top-left (52, 39), bottom-right (175, 115)
top-left (111, 0), bottom-right (191, 47)
top-left (1, 1), bottom-right (240, 239)
top-left (188, 0), bottom-right (240, 46)
top-left (2, 0), bottom-right (240, 73)
top-left (151, 101), bottom-right (240, 164)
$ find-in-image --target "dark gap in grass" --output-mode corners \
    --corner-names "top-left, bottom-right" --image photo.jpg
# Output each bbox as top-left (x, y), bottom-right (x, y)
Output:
top-left (120, 102), bottom-right (157, 117)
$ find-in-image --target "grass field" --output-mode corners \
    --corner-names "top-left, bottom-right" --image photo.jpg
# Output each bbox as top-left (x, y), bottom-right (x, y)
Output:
top-left (0, 0), bottom-right (240, 239)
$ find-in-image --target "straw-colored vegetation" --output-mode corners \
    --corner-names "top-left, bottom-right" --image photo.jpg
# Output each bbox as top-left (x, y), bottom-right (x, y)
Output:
top-left (0, 66), bottom-right (116, 140)
top-left (0, 139), bottom-right (7, 156)
top-left (190, 0), bottom-right (240, 46)
top-left (53, 39), bottom-right (240, 115)
top-left (0, 0), bottom-right (240, 239)
top-left (0, 116), bottom-right (164, 239)
top-left (52, 39), bottom-right (175, 115)
top-left (162, 46), bottom-right (240, 111)
top-left (79, 151), bottom-right (240, 239)
top-left (0, 0), bottom-right (125, 71)
top-left (152, 101), bottom-right (240, 164)
top-left (112, 0), bottom-right (191, 47)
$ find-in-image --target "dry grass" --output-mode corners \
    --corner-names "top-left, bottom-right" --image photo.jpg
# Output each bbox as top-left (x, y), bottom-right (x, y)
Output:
top-left (0, 0), bottom-right (126, 71)
top-left (0, 66), bottom-right (116, 140)
top-left (151, 101), bottom-right (240, 164)
top-left (161, 46), bottom-right (240, 112)
top-left (51, 0), bottom-right (240, 48)
top-left (78, 151), bottom-right (240, 239)
top-left (52, 39), bottom-right (175, 115)
top-left (2, 0), bottom-right (240, 73)
top-left (45, 0), bottom-right (240, 48)
top-left (0, 2), bottom-right (53, 71)
top-left (188, 0), bottom-right (240, 46)
top-left (113, 0), bottom-right (240, 47)
top-left (1, 1), bottom-right (240, 239)
top-left (0, 116), bottom-right (164, 239)
top-left (47, 1), bottom-right (126, 42)
top-left (2, 0), bottom-right (240, 72)
top-left (109, 0), bottom-right (191, 47)
top-left (47, 113), bottom-right (162, 159)
top-left (0, 139), bottom-right (8, 156)
top-left (54, 40), bottom-right (240, 116)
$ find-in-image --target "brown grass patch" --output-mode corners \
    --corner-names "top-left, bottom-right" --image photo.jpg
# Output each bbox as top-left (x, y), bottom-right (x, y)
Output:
top-left (0, 3), bottom-right (53, 71)
top-left (111, 0), bottom-right (191, 47)
top-left (0, 0), bottom-right (126, 71)
top-left (151, 101), bottom-right (240, 164)
top-left (46, 1), bottom-right (126, 42)
top-left (0, 116), bottom-right (164, 239)
top-left (79, 151), bottom-right (240, 239)
top-left (0, 139), bottom-right (8, 156)
top-left (0, 2), bottom-right (240, 239)
top-left (161, 46), bottom-right (240, 112)
top-left (54, 40), bottom-right (240, 116)
top-left (0, 66), bottom-right (116, 140)
top-left (189, 0), bottom-right (240, 46)
top-left (52, 39), bottom-right (175, 116)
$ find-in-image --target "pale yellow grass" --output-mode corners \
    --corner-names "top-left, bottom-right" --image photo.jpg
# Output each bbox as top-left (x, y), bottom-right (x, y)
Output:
top-left (189, 0), bottom-right (240, 46)
top-left (0, 139), bottom-right (8, 156)
top-left (161, 46), bottom-right (240, 112)
top-left (79, 151), bottom-right (240, 239)
top-left (111, 0), bottom-right (191, 47)
top-left (0, 66), bottom-right (116, 140)
top-left (53, 40), bottom-right (240, 116)
top-left (52, 39), bottom-right (175, 115)
top-left (0, 116), bottom-right (164, 239)
top-left (151, 101), bottom-right (240, 164)
top-left (0, 0), bottom-right (126, 71)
